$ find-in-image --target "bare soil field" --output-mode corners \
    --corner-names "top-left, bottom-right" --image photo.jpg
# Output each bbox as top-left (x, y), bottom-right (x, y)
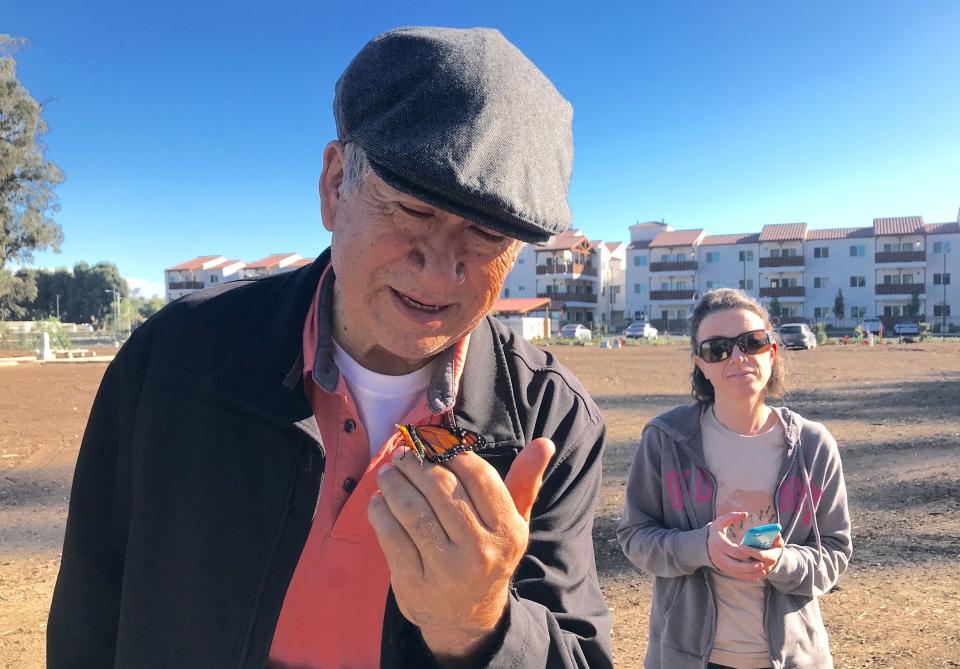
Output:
top-left (2, 342), bottom-right (959, 668)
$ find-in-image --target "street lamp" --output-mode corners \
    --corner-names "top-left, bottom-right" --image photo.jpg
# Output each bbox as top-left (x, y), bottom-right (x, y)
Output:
top-left (105, 287), bottom-right (121, 343)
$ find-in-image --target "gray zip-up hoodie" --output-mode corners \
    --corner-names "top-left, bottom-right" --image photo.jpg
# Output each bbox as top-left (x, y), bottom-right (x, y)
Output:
top-left (617, 403), bottom-right (852, 669)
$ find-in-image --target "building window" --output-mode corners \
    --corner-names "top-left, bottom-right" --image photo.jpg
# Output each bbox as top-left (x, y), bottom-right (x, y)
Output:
top-left (814, 247), bottom-right (829, 258)
top-left (633, 283), bottom-right (646, 294)
top-left (633, 255), bottom-right (648, 266)
top-left (738, 250), bottom-right (754, 262)
top-left (850, 306), bottom-right (866, 318)
top-left (934, 304), bottom-right (952, 317)
top-left (705, 280), bottom-right (721, 290)
top-left (706, 252), bottom-right (720, 263)
top-left (516, 258), bottom-right (524, 264)
top-left (850, 245), bottom-right (865, 257)
top-left (849, 276), bottom-right (866, 288)
top-left (503, 288), bottom-right (510, 297)
top-left (210, 275), bottom-right (219, 283)
top-left (934, 273), bottom-right (952, 285)
top-left (883, 305), bottom-right (904, 317)
top-left (518, 285), bottom-right (525, 291)
top-left (660, 281), bottom-right (670, 290)
top-left (814, 307), bottom-right (830, 319)
top-left (813, 277), bottom-right (828, 288)
top-left (933, 241), bottom-right (952, 254)
top-left (738, 279), bottom-right (754, 290)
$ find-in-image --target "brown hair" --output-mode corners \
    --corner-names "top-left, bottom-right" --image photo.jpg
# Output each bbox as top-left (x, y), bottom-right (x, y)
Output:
top-left (689, 288), bottom-right (787, 403)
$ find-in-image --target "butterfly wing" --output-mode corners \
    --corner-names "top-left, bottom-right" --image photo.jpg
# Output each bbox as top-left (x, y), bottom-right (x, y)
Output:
top-left (397, 424), bottom-right (487, 464)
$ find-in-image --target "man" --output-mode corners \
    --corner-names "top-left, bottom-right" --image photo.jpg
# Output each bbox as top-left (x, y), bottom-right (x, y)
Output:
top-left (48, 27), bottom-right (612, 668)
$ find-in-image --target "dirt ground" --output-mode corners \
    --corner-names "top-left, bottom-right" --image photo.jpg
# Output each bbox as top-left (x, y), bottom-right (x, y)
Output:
top-left (1, 342), bottom-right (959, 668)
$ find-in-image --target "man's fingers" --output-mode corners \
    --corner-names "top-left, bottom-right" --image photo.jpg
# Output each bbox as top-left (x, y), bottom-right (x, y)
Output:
top-left (504, 438), bottom-right (555, 522)
top-left (376, 463), bottom-right (452, 551)
top-left (368, 491), bottom-right (425, 577)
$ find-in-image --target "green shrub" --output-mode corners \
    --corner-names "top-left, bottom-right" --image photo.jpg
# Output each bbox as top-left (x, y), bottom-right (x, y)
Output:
top-left (813, 322), bottom-right (828, 345)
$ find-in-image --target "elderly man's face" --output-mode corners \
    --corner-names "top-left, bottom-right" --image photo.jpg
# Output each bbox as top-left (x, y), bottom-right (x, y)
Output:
top-left (320, 143), bottom-right (520, 375)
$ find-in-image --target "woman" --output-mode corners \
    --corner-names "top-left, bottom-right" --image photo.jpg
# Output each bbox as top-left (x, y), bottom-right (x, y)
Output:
top-left (617, 289), bottom-right (852, 669)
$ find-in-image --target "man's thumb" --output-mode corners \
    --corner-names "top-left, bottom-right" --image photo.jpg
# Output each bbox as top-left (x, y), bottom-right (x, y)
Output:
top-left (504, 437), bottom-right (555, 522)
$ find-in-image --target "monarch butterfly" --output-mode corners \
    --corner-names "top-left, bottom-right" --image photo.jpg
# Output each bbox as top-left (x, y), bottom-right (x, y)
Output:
top-left (396, 413), bottom-right (487, 464)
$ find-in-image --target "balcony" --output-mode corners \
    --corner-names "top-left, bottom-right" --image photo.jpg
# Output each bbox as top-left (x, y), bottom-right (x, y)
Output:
top-left (536, 292), bottom-right (598, 304)
top-left (649, 260), bottom-right (698, 273)
top-left (649, 289), bottom-right (697, 301)
top-left (759, 256), bottom-right (805, 268)
top-left (760, 286), bottom-right (805, 298)
top-left (875, 251), bottom-right (926, 264)
top-left (168, 281), bottom-right (204, 290)
top-left (536, 263), bottom-right (598, 277)
top-left (875, 283), bottom-right (925, 296)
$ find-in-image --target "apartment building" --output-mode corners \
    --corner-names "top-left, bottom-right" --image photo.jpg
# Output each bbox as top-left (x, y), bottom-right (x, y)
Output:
top-left (165, 256), bottom-right (246, 302)
top-left (500, 229), bottom-right (625, 331)
top-left (165, 254), bottom-right (315, 302)
top-left (623, 215), bottom-right (960, 332)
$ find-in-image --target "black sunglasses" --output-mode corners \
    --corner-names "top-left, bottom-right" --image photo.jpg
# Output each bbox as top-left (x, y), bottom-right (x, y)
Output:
top-left (697, 329), bottom-right (773, 363)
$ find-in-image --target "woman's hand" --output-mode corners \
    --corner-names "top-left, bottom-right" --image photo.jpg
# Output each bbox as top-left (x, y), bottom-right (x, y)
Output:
top-left (739, 533), bottom-right (785, 573)
top-left (707, 511), bottom-right (767, 581)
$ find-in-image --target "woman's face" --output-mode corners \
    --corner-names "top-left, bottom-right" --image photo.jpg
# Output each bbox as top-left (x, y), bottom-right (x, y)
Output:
top-left (693, 307), bottom-right (778, 402)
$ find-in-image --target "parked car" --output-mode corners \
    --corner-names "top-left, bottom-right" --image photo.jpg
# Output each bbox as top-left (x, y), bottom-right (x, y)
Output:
top-left (894, 321), bottom-right (920, 339)
top-left (859, 318), bottom-right (883, 335)
top-left (559, 323), bottom-right (592, 341)
top-left (779, 323), bottom-right (817, 350)
top-left (623, 321), bottom-right (658, 339)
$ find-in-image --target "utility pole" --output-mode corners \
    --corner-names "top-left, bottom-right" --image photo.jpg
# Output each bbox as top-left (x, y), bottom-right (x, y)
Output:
top-left (943, 249), bottom-right (949, 343)
top-left (55, 294), bottom-right (60, 321)
top-left (105, 287), bottom-right (121, 343)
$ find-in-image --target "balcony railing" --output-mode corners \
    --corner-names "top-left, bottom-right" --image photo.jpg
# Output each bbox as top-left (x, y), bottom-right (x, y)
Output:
top-left (760, 286), bottom-right (805, 298)
top-left (649, 289), bottom-right (697, 301)
top-left (536, 263), bottom-right (598, 277)
top-left (875, 251), bottom-right (926, 264)
top-left (649, 260), bottom-right (698, 273)
top-left (537, 292), bottom-right (598, 304)
top-left (875, 283), bottom-right (925, 296)
top-left (759, 256), bottom-right (805, 268)
top-left (168, 281), bottom-right (204, 290)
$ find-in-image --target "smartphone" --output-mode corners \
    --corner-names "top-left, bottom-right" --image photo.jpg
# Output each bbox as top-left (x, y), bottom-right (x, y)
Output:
top-left (741, 523), bottom-right (782, 549)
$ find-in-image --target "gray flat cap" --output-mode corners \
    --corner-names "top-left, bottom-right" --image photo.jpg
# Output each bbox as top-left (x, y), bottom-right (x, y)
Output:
top-left (334, 26), bottom-right (574, 243)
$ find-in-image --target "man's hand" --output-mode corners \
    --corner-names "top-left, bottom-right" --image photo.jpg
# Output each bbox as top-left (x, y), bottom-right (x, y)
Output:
top-left (368, 437), bottom-right (556, 665)
top-left (706, 511), bottom-right (767, 581)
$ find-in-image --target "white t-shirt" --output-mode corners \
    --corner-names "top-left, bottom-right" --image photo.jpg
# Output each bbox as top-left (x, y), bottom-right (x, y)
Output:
top-left (702, 406), bottom-right (786, 669)
top-left (332, 340), bottom-right (436, 459)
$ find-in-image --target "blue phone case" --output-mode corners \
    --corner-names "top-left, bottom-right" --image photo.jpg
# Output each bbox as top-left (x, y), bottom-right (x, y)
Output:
top-left (741, 523), bottom-right (782, 549)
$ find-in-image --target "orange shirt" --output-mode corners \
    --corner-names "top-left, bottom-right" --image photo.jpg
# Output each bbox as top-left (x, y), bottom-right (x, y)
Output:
top-left (269, 268), bottom-right (468, 669)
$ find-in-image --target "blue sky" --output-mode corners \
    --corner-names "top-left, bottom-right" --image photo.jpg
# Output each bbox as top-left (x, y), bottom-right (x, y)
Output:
top-left (7, 1), bottom-right (960, 295)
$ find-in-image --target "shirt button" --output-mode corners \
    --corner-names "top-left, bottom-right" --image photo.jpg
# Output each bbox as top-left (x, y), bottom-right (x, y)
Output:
top-left (343, 477), bottom-right (357, 493)
top-left (344, 419), bottom-right (356, 433)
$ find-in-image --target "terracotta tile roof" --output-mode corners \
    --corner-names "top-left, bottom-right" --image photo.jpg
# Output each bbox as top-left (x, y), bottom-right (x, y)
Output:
top-left (540, 229), bottom-right (589, 251)
top-left (873, 216), bottom-right (924, 236)
top-left (245, 253), bottom-right (300, 269)
top-left (758, 223), bottom-right (807, 242)
top-left (285, 257), bottom-right (316, 269)
top-left (699, 232), bottom-right (761, 246)
top-left (493, 297), bottom-right (551, 314)
top-left (605, 242), bottom-right (623, 252)
top-left (627, 240), bottom-right (652, 250)
top-left (925, 222), bottom-right (960, 235)
top-left (166, 255), bottom-right (225, 271)
top-left (649, 229), bottom-right (704, 248)
top-left (806, 227), bottom-right (874, 240)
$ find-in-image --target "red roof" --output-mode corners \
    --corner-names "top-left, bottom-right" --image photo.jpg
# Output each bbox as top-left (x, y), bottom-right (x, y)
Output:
top-left (605, 242), bottom-right (623, 252)
top-left (873, 216), bottom-right (924, 236)
top-left (649, 229), bottom-right (704, 248)
top-left (925, 222), bottom-right (960, 235)
top-left (758, 223), bottom-right (807, 242)
top-left (806, 227), bottom-right (874, 240)
top-left (285, 257), bottom-right (315, 269)
top-left (540, 230), bottom-right (589, 251)
top-left (700, 232), bottom-right (760, 246)
top-left (245, 253), bottom-right (300, 269)
top-left (166, 255), bottom-right (225, 271)
top-left (494, 297), bottom-right (551, 314)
